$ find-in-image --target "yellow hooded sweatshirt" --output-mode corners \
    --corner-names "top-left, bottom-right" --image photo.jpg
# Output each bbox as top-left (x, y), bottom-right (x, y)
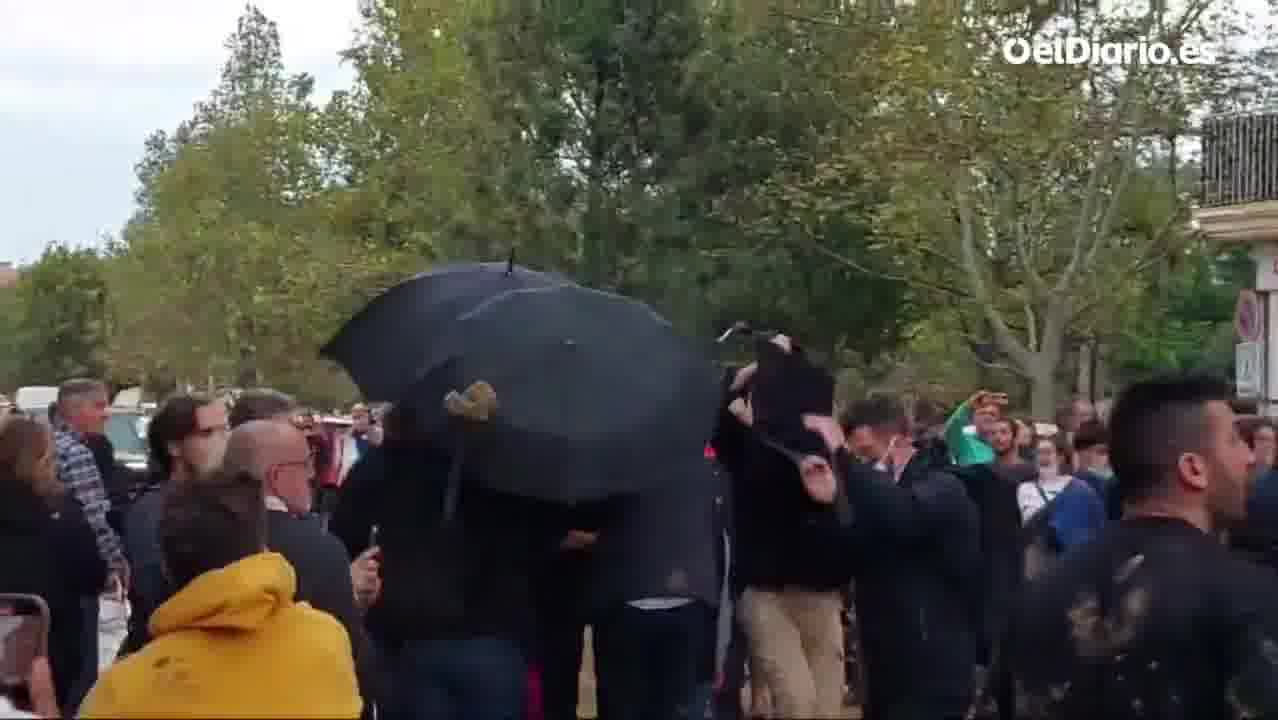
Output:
top-left (80, 552), bottom-right (362, 718)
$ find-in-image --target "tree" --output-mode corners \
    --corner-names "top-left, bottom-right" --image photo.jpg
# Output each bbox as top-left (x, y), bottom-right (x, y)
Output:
top-left (1110, 243), bottom-right (1249, 381)
top-left (11, 245), bottom-right (111, 384)
top-left (107, 4), bottom-right (367, 398)
top-left (757, 0), bottom-right (1258, 415)
top-left (0, 287), bottom-right (23, 390)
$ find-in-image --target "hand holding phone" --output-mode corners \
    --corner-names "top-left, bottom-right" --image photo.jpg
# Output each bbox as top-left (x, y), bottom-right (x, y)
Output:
top-left (0, 595), bottom-right (54, 716)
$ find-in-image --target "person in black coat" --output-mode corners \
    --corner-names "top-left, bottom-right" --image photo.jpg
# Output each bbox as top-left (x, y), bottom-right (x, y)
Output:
top-left (334, 402), bottom-right (561, 720)
top-left (1003, 376), bottom-right (1278, 719)
top-left (0, 417), bottom-right (108, 710)
top-left (588, 457), bottom-right (723, 720)
top-left (221, 420), bottom-right (385, 716)
top-left (803, 399), bottom-right (982, 720)
top-left (712, 341), bottom-right (851, 719)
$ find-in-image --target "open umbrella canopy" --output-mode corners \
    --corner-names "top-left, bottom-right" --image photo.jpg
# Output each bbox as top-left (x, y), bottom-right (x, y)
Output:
top-left (406, 283), bottom-right (721, 503)
top-left (320, 262), bottom-right (570, 401)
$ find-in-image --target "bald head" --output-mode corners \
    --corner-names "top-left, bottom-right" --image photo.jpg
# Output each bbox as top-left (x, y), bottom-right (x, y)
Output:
top-left (224, 420), bottom-right (307, 481)
top-left (223, 420), bottom-right (316, 514)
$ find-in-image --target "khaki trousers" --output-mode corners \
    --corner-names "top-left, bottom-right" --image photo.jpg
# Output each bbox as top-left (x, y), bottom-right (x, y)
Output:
top-left (738, 587), bottom-right (845, 718)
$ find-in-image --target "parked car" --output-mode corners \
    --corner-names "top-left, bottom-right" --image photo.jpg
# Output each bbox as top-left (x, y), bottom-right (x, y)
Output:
top-left (104, 409), bottom-right (150, 473)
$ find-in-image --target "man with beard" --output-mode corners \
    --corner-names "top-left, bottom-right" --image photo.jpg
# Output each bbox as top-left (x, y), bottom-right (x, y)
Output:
top-left (120, 393), bottom-right (230, 654)
top-left (1003, 375), bottom-right (1278, 718)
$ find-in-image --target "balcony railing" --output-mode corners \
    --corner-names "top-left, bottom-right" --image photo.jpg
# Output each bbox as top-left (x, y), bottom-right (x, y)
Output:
top-left (1201, 113), bottom-right (1278, 208)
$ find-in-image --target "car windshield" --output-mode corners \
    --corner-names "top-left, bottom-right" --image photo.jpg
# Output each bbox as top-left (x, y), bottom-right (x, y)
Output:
top-left (104, 413), bottom-right (148, 455)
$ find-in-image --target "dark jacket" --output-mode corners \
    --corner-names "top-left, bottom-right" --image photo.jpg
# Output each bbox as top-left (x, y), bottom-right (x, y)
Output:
top-left (266, 509), bottom-right (385, 709)
top-left (1006, 517), bottom-right (1278, 719)
top-left (584, 460), bottom-right (723, 612)
top-left (829, 449), bottom-right (981, 720)
top-left (361, 446), bottom-right (560, 654)
top-left (329, 448), bottom-right (385, 561)
top-left (711, 388), bottom-right (849, 592)
top-left (121, 483), bottom-right (169, 654)
top-left (0, 484), bottom-right (107, 708)
top-left (1231, 467), bottom-right (1278, 572)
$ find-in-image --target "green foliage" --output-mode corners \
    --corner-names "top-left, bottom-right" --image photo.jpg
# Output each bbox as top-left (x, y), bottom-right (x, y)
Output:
top-left (4, 1), bottom-right (1262, 403)
top-left (1111, 245), bottom-right (1250, 380)
top-left (8, 245), bottom-right (111, 385)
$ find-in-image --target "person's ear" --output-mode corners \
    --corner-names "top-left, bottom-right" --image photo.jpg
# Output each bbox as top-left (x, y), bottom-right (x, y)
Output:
top-left (1177, 452), bottom-right (1209, 492)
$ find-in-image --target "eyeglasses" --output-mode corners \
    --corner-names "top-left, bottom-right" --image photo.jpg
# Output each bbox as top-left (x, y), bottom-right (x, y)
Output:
top-left (270, 455), bottom-right (316, 479)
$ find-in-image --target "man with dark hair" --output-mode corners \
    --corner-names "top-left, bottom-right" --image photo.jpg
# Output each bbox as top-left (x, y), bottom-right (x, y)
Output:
top-left (843, 395), bottom-right (910, 466)
top-left (146, 394), bottom-right (230, 481)
top-left (1071, 420), bottom-right (1113, 509)
top-left (942, 390), bottom-right (1008, 466)
top-left (1003, 375), bottom-right (1278, 718)
top-left (808, 394), bottom-right (981, 720)
top-left (120, 393), bottom-right (229, 654)
top-left (79, 469), bottom-right (362, 717)
top-left (229, 388), bottom-right (298, 429)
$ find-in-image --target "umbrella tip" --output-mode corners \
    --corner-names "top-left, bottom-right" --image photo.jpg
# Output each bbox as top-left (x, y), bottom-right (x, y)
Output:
top-left (506, 248), bottom-right (515, 275)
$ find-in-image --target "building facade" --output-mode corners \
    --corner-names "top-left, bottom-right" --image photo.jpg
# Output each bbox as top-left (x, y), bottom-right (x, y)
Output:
top-left (1196, 112), bottom-right (1278, 415)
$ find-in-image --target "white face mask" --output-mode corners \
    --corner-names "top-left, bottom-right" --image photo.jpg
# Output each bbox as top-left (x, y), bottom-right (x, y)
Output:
top-left (874, 435), bottom-right (901, 472)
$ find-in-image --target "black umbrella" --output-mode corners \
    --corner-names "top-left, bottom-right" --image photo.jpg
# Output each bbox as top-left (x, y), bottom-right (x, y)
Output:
top-left (320, 261), bottom-right (570, 401)
top-left (407, 283), bottom-right (721, 504)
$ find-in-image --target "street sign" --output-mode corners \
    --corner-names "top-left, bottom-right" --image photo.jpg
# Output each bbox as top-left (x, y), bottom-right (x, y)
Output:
top-left (1237, 341), bottom-right (1263, 398)
top-left (1238, 290), bottom-right (1262, 342)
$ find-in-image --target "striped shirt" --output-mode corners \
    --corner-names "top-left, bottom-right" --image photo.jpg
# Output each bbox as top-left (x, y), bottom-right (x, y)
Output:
top-left (54, 420), bottom-right (124, 573)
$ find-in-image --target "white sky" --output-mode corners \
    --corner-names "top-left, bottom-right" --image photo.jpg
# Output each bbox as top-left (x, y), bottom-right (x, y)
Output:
top-left (0, 0), bottom-right (1272, 266)
top-left (0, 0), bottom-right (357, 263)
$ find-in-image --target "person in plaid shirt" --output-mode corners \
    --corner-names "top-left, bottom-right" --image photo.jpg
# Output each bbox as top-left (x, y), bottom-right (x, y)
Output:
top-left (52, 379), bottom-right (127, 710)
top-left (53, 379), bottom-right (126, 575)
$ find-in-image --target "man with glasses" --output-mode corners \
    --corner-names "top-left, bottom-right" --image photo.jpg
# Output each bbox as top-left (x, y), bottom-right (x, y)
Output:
top-left (223, 420), bottom-right (383, 716)
top-left (121, 393), bottom-right (230, 655)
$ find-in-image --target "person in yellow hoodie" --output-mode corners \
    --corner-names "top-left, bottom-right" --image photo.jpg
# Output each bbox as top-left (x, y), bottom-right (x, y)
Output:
top-left (79, 468), bottom-right (362, 718)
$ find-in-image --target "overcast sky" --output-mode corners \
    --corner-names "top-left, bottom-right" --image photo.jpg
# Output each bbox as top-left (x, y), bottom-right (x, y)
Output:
top-left (1, 1), bottom-right (1272, 266)
top-left (0, 0), bottom-right (357, 264)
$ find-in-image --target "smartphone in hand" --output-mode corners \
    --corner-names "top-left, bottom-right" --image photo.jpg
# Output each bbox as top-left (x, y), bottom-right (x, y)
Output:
top-left (0, 594), bottom-right (50, 713)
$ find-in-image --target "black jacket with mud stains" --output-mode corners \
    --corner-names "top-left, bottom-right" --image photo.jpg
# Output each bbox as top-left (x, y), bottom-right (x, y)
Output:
top-left (1005, 516), bottom-right (1278, 720)
top-left (825, 448), bottom-right (982, 720)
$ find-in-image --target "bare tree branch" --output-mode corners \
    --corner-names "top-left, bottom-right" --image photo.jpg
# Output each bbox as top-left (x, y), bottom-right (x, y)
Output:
top-left (956, 169), bottom-right (1035, 372)
top-left (1056, 69), bottom-right (1143, 294)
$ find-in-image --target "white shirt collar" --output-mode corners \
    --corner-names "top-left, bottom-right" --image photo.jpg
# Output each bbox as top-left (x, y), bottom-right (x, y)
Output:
top-left (264, 495), bottom-right (289, 512)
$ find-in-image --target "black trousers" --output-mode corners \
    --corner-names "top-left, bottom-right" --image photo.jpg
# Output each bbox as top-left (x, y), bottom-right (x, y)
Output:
top-left (534, 566), bottom-right (590, 720)
top-left (593, 602), bottom-right (709, 720)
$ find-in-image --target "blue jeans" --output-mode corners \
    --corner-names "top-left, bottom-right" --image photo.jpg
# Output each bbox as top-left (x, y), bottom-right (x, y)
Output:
top-left (387, 636), bottom-right (526, 720)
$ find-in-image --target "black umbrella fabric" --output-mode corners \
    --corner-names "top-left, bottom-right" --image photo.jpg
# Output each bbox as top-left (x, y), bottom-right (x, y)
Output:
top-left (406, 283), bottom-right (721, 504)
top-left (320, 262), bottom-right (570, 401)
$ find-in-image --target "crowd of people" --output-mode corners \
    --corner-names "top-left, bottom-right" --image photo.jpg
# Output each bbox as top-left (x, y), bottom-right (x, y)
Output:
top-left (4, 334), bottom-right (1278, 719)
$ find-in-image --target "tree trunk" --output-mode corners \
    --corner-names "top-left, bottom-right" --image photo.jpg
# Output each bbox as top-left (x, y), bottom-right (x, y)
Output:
top-left (1076, 341), bottom-right (1093, 402)
top-left (1029, 359), bottom-right (1057, 421)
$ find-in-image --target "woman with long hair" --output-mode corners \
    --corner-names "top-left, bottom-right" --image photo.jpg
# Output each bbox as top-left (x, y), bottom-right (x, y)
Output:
top-left (0, 417), bottom-right (107, 711)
